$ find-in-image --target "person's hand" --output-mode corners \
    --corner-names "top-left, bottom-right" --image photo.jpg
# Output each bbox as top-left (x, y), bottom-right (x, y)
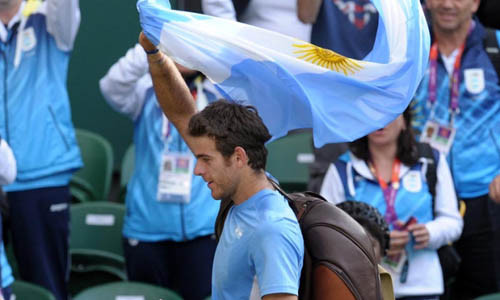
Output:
top-left (139, 32), bottom-right (157, 53)
top-left (489, 175), bottom-right (500, 204)
top-left (387, 230), bottom-right (409, 257)
top-left (408, 223), bottom-right (430, 250)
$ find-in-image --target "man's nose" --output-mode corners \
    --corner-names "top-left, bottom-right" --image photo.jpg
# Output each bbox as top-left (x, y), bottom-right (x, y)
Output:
top-left (194, 161), bottom-right (203, 176)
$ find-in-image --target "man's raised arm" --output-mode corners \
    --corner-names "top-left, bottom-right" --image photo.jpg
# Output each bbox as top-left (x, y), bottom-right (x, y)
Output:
top-left (138, 32), bottom-right (197, 142)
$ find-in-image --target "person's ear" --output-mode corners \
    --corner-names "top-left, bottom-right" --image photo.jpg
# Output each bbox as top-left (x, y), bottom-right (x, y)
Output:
top-left (233, 146), bottom-right (249, 167)
top-left (471, 0), bottom-right (480, 14)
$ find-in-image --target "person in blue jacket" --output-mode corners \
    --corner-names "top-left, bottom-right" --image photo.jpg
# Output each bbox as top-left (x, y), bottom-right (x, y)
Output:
top-left (321, 109), bottom-right (462, 300)
top-left (100, 44), bottom-right (220, 300)
top-left (0, 0), bottom-right (82, 299)
top-left (410, 0), bottom-right (500, 298)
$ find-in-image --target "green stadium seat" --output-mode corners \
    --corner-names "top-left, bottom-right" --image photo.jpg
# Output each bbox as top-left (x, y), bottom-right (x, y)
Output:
top-left (265, 131), bottom-right (315, 192)
top-left (73, 281), bottom-right (182, 300)
top-left (11, 280), bottom-right (56, 300)
top-left (118, 144), bottom-right (135, 203)
top-left (71, 129), bottom-right (114, 202)
top-left (475, 293), bottom-right (500, 300)
top-left (69, 202), bottom-right (126, 295)
top-left (70, 202), bottom-right (125, 256)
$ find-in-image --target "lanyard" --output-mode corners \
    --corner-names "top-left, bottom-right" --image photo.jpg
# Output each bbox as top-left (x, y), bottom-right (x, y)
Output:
top-left (428, 23), bottom-right (474, 123)
top-left (369, 159), bottom-right (401, 225)
top-left (428, 42), bottom-right (465, 118)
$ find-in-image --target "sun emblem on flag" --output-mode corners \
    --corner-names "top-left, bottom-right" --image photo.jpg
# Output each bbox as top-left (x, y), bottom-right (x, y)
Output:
top-left (292, 43), bottom-right (363, 75)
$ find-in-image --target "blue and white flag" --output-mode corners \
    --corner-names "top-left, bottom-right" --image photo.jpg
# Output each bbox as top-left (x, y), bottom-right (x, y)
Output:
top-left (138, 0), bottom-right (430, 147)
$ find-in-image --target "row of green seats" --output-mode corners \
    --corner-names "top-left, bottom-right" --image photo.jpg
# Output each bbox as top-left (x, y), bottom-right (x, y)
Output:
top-left (10, 279), bottom-right (183, 300)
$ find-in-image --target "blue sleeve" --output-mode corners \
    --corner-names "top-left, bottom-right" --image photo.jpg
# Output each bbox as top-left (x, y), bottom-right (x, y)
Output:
top-left (496, 30), bottom-right (500, 48)
top-left (249, 219), bottom-right (304, 297)
top-left (1, 243), bottom-right (14, 288)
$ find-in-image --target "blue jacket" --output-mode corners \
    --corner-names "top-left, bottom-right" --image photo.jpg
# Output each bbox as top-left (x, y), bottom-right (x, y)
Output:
top-left (0, 243), bottom-right (13, 289)
top-left (411, 21), bottom-right (500, 198)
top-left (0, 0), bottom-right (82, 192)
top-left (100, 44), bottom-right (220, 242)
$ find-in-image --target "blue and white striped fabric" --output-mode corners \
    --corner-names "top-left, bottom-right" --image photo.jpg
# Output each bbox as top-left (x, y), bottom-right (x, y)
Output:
top-left (138, 0), bottom-right (430, 147)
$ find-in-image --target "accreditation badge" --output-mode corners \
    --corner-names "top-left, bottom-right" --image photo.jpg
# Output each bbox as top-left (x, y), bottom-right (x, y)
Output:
top-left (402, 171), bottom-right (422, 193)
top-left (420, 120), bottom-right (456, 155)
top-left (464, 68), bottom-right (485, 95)
top-left (21, 27), bottom-right (37, 52)
top-left (382, 251), bottom-right (407, 275)
top-left (157, 153), bottom-right (194, 203)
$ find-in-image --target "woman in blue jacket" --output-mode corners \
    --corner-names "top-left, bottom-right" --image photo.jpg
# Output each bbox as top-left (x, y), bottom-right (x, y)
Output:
top-left (320, 109), bottom-right (462, 300)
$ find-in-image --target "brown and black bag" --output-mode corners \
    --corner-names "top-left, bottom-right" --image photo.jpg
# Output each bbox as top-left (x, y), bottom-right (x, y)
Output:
top-left (215, 180), bottom-right (385, 300)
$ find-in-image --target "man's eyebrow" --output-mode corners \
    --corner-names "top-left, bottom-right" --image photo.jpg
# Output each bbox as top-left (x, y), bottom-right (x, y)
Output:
top-left (196, 154), bottom-right (210, 159)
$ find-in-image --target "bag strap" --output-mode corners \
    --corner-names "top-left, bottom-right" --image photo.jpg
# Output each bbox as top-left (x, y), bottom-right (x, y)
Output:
top-left (415, 142), bottom-right (440, 218)
top-left (484, 27), bottom-right (500, 79)
top-left (333, 159), bottom-right (350, 197)
top-left (214, 198), bottom-right (233, 241)
top-left (231, 0), bottom-right (251, 21)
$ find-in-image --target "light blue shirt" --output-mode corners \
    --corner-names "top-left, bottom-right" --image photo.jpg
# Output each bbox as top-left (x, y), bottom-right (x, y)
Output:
top-left (212, 189), bottom-right (303, 299)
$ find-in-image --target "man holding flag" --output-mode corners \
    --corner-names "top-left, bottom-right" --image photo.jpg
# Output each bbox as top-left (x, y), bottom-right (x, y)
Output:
top-left (136, 0), bottom-right (429, 298)
top-left (138, 32), bottom-right (304, 300)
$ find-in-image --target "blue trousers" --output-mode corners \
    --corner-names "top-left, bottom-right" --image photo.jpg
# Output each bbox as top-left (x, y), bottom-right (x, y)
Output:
top-left (123, 234), bottom-right (216, 300)
top-left (7, 186), bottom-right (70, 300)
top-left (3, 285), bottom-right (11, 300)
top-left (0, 205), bottom-right (11, 300)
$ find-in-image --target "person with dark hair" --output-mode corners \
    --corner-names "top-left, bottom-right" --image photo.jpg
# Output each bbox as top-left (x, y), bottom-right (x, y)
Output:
top-left (139, 33), bottom-right (304, 300)
top-left (336, 201), bottom-right (390, 263)
top-left (320, 110), bottom-right (462, 300)
top-left (100, 44), bottom-right (220, 300)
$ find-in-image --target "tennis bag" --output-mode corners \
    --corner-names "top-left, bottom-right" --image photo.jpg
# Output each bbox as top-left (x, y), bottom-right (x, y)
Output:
top-left (215, 180), bottom-right (384, 300)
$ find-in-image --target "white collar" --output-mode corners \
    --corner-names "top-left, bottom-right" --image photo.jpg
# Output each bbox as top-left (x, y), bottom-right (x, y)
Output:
top-left (349, 152), bottom-right (411, 180)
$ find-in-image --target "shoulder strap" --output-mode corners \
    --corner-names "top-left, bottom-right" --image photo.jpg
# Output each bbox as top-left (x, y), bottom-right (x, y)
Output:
top-left (333, 160), bottom-right (350, 197)
top-left (416, 142), bottom-right (439, 217)
top-left (232, 0), bottom-right (251, 21)
top-left (214, 198), bottom-right (233, 241)
top-left (484, 27), bottom-right (500, 79)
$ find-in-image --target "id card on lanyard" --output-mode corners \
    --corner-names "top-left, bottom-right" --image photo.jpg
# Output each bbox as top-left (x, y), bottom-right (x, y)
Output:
top-left (156, 76), bottom-right (208, 203)
top-left (420, 24), bottom-right (474, 155)
top-left (157, 115), bottom-right (194, 204)
top-left (369, 159), bottom-right (401, 226)
top-left (370, 159), bottom-right (407, 274)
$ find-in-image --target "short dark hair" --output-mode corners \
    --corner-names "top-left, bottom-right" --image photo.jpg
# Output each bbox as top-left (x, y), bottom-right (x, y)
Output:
top-left (336, 201), bottom-right (390, 255)
top-left (188, 100), bottom-right (272, 171)
top-left (349, 108), bottom-right (418, 166)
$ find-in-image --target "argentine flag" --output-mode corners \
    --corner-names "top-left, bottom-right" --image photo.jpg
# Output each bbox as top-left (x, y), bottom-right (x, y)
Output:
top-left (138, 0), bottom-right (430, 147)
